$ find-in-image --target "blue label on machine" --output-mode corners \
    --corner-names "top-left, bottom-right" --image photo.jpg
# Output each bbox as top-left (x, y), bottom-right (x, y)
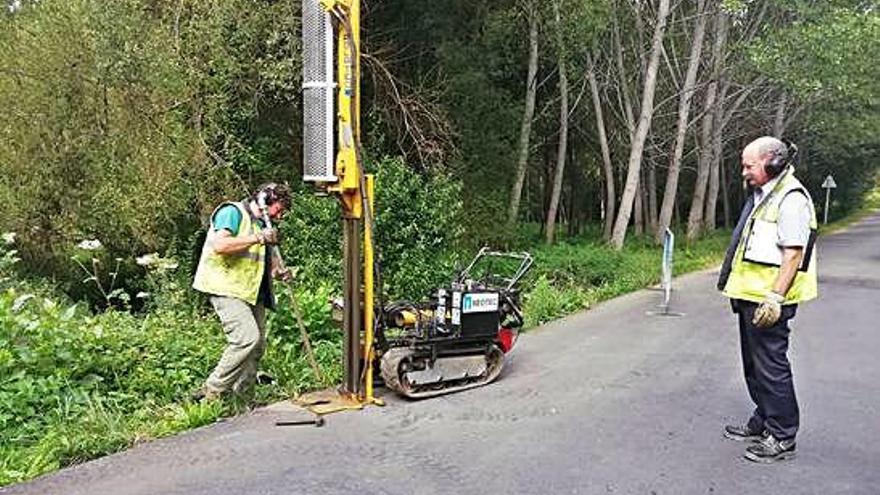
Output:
top-left (462, 293), bottom-right (499, 313)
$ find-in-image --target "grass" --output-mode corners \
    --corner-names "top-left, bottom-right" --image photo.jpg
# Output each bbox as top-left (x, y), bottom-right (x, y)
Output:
top-left (0, 274), bottom-right (339, 486)
top-left (520, 229), bottom-right (729, 327)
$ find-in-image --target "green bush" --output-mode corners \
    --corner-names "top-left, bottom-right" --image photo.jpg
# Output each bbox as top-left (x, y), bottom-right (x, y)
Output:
top-left (0, 0), bottom-right (300, 305)
top-left (264, 282), bottom-right (343, 394)
top-left (532, 241), bottom-right (625, 287)
top-left (522, 275), bottom-right (589, 327)
top-left (0, 239), bottom-right (339, 485)
top-left (373, 156), bottom-right (465, 299)
top-left (519, 230), bottom-right (730, 329)
top-left (276, 156), bottom-right (464, 302)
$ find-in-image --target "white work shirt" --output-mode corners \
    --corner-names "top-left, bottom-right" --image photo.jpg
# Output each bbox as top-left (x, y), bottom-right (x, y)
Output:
top-left (752, 173), bottom-right (812, 248)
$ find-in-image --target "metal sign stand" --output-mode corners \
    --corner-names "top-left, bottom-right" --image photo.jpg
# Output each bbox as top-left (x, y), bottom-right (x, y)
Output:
top-left (821, 174), bottom-right (837, 225)
top-left (648, 228), bottom-right (684, 317)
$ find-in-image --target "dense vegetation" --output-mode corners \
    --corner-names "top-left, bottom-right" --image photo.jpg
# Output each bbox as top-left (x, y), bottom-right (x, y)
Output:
top-left (0, 224), bottom-right (737, 485)
top-left (0, 0), bottom-right (877, 486)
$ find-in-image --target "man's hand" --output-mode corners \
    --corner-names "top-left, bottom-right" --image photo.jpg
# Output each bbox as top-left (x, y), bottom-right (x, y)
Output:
top-left (272, 265), bottom-right (297, 282)
top-left (752, 291), bottom-right (785, 328)
top-left (258, 227), bottom-right (279, 245)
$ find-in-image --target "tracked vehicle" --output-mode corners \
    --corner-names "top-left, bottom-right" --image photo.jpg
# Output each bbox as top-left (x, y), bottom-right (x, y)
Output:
top-left (376, 248), bottom-right (533, 399)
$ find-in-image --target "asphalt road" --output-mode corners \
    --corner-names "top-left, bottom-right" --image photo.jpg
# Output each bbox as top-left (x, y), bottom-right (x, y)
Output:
top-left (5, 213), bottom-right (880, 495)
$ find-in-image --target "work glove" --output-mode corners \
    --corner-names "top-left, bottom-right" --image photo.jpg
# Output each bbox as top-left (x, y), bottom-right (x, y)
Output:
top-left (273, 265), bottom-right (297, 282)
top-left (752, 291), bottom-right (785, 328)
top-left (257, 227), bottom-right (279, 245)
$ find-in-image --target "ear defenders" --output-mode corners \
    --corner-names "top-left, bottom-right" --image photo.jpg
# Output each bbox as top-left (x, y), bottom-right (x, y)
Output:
top-left (256, 183), bottom-right (279, 208)
top-left (765, 140), bottom-right (799, 177)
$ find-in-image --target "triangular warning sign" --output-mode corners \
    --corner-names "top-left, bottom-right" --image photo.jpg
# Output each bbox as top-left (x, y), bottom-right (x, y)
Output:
top-left (821, 175), bottom-right (837, 189)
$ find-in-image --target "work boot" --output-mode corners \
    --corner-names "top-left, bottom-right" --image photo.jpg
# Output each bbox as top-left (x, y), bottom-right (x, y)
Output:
top-left (744, 434), bottom-right (796, 463)
top-left (190, 385), bottom-right (222, 403)
top-left (723, 422), bottom-right (767, 442)
top-left (256, 371), bottom-right (275, 385)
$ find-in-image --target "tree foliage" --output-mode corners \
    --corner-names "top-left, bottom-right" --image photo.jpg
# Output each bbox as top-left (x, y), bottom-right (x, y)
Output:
top-left (0, 0), bottom-right (877, 286)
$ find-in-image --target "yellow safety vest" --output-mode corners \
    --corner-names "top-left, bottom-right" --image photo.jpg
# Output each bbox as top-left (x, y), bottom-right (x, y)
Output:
top-left (192, 201), bottom-right (266, 305)
top-left (722, 169), bottom-right (818, 304)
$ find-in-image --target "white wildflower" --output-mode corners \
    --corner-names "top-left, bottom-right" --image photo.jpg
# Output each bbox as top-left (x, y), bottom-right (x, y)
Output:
top-left (12, 294), bottom-right (34, 312)
top-left (157, 259), bottom-right (179, 271)
top-left (136, 253), bottom-right (158, 267)
top-left (137, 253), bottom-right (178, 271)
top-left (76, 239), bottom-right (103, 251)
top-left (135, 291), bottom-right (150, 299)
top-left (2, 232), bottom-right (15, 245)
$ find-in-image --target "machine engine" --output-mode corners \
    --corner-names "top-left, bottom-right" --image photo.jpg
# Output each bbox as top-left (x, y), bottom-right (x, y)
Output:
top-left (377, 249), bottom-right (532, 399)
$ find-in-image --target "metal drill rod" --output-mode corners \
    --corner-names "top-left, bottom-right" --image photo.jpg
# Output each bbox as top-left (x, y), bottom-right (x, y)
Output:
top-left (275, 416), bottom-right (325, 427)
top-left (256, 196), bottom-right (325, 383)
top-left (342, 218), bottom-right (361, 396)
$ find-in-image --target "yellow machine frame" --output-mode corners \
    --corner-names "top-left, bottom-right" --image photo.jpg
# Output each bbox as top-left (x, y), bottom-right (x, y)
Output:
top-left (296, 0), bottom-right (382, 414)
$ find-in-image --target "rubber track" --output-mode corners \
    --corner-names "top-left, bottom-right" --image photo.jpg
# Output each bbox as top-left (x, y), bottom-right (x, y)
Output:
top-left (379, 346), bottom-right (505, 399)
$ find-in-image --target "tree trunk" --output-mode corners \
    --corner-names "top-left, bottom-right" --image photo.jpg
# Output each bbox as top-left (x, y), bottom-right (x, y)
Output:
top-left (721, 147), bottom-right (731, 228)
top-left (705, 83), bottom-right (727, 230)
top-left (647, 157), bottom-right (658, 233)
top-left (634, 175), bottom-right (644, 235)
top-left (587, 54), bottom-right (616, 241)
top-left (612, 13), bottom-right (636, 138)
top-left (507, 0), bottom-right (539, 229)
top-left (610, 0), bottom-right (671, 249)
top-left (705, 152), bottom-right (720, 230)
top-left (656, 0), bottom-right (708, 242)
top-left (567, 159), bottom-right (579, 237)
top-left (686, 88), bottom-right (717, 241)
top-left (687, 5), bottom-right (727, 241)
top-left (773, 91), bottom-right (787, 136)
top-left (539, 150), bottom-right (550, 236)
top-left (704, 11), bottom-right (729, 231)
top-left (544, 0), bottom-right (570, 245)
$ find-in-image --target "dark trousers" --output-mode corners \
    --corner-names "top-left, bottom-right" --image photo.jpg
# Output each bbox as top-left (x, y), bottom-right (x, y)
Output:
top-left (733, 299), bottom-right (800, 441)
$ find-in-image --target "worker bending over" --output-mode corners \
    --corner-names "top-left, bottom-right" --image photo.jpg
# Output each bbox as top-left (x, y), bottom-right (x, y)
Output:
top-left (192, 183), bottom-right (293, 401)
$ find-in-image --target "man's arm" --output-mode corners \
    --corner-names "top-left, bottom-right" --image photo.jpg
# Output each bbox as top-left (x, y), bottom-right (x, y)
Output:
top-left (212, 229), bottom-right (264, 255)
top-left (773, 246), bottom-right (804, 297)
top-left (772, 190), bottom-right (811, 296)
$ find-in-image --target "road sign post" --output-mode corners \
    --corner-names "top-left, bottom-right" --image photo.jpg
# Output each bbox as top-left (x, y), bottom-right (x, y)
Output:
top-left (661, 228), bottom-right (673, 309)
top-left (648, 228), bottom-right (684, 317)
top-left (821, 174), bottom-right (837, 225)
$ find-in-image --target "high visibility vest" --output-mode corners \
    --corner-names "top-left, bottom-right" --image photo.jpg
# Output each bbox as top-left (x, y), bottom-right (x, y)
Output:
top-left (722, 168), bottom-right (818, 304)
top-left (192, 202), bottom-right (266, 305)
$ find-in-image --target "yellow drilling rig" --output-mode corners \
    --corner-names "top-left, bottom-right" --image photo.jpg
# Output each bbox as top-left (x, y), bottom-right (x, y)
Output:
top-left (298, 0), bottom-right (532, 413)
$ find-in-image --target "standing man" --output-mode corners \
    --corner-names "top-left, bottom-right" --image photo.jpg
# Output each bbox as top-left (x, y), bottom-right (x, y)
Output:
top-left (717, 136), bottom-right (818, 463)
top-left (192, 183), bottom-right (293, 401)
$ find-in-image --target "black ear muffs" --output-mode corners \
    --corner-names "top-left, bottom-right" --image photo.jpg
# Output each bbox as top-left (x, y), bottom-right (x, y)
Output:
top-left (765, 147), bottom-right (788, 177)
top-left (256, 183), bottom-right (279, 208)
top-left (765, 140), bottom-right (798, 177)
